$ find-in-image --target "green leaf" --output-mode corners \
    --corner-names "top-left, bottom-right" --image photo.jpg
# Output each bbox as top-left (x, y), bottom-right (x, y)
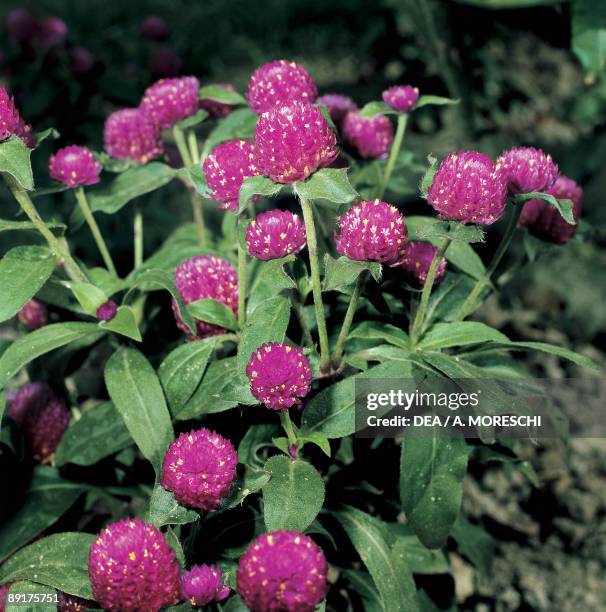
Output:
top-left (490, 340), bottom-right (597, 369)
top-left (299, 430), bottom-right (331, 457)
top-left (415, 95), bottom-right (459, 109)
top-left (238, 175), bottom-right (285, 213)
top-left (420, 154), bottom-right (439, 197)
top-left (147, 485), bottom-right (199, 527)
top-left (203, 108), bottom-right (258, 154)
top-left (451, 515), bottom-right (494, 574)
top-left (189, 164), bottom-right (210, 197)
top-left (0, 136), bottom-right (34, 190)
top-left (237, 296), bottom-right (291, 373)
top-left (0, 246), bottom-right (55, 323)
top-left (262, 456), bottom-right (325, 532)
top-left (294, 168), bottom-right (358, 204)
top-left (175, 109), bottom-right (209, 130)
top-left (0, 322), bottom-right (104, 390)
top-left (188, 299), bottom-right (239, 331)
top-left (88, 162), bottom-right (177, 214)
top-left (104, 347), bottom-right (174, 473)
top-left (55, 402), bottom-right (132, 467)
top-left (34, 127), bottom-right (60, 145)
top-left (514, 192), bottom-right (575, 225)
top-left (348, 321), bottom-right (410, 349)
top-left (247, 255), bottom-right (296, 313)
top-left (338, 507), bottom-right (419, 612)
top-left (359, 101), bottom-right (397, 118)
top-left (159, 340), bottom-right (214, 414)
top-left (98, 305), bottom-right (142, 341)
top-left (60, 281), bottom-right (107, 316)
top-left (6, 582), bottom-right (56, 612)
top-left (400, 433), bottom-right (469, 549)
top-left (572, 0), bottom-right (606, 80)
top-left (393, 531), bottom-right (450, 574)
top-left (199, 84), bottom-right (247, 105)
top-left (418, 322), bottom-right (509, 350)
top-left (0, 467), bottom-right (83, 563)
top-left (0, 532), bottom-right (95, 599)
top-left (323, 255), bottom-right (381, 293)
top-left (0, 219), bottom-right (65, 234)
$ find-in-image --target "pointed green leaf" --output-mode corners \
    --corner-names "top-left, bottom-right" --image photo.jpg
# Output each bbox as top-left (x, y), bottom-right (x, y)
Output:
top-left (0, 136), bottom-right (34, 190)
top-left (188, 299), bottom-right (239, 331)
top-left (238, 175), bottom-right (285, 213)
top-left (199, 85), bottom-right (247, 105)
top-left (294, 168), bottom-right (358, 204)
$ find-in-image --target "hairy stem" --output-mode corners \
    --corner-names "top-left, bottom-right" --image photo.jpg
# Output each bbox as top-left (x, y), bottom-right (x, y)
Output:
top-left (190, 192), bottom-right (207, 247)
top-left (75, 188), bottom-right (117, 276)
top-left (332, 272), bottom-right (366, 368)
top-left (280, 410), bottom-right (298, 449)
top-left (172, 125), bottom-right (192, 168)
top-left (410, 236), bottom-right (451, 345)
top-left (188, 130), bottom-right (200, 164)
top-left (456, 204), bottom-right (522, 321)
top-left (237, 215), bottom-right (248, 330)
top-left (134, 203), bottom-right (143, 269)
top-left (379, 113), bottom-right (408, 198)
top-left (299, 196), bottom-right (330, 372)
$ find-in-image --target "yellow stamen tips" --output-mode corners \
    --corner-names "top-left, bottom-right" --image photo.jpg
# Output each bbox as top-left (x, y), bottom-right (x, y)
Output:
top-left (294, 536), bottom-right (301, 544)
top-left (285, 346), bottom-right (292, 353)
top-left (267, 535), bottom-right (275, 545)
top-left (280, 582), bottom-right (287, 590)
top-left (251, 370), bottom-right (258, 378)
top-left (188, 435), bottom-right (194, 443)
top-left (264, 345), bottom-right (272, 352)
top-left (129, 551), bottom-right (136, 561)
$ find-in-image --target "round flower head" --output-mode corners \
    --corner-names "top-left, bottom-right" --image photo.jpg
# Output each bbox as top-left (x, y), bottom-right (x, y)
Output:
top-left (316, 93), bottom-right (358, 128)
top-left (399, 241), bottom-right (447, 286)
top-left (173, 255), bottom-right (238, 338)
top-left (161, 428), bottom-right (237, 511)
top-left (0, 86), bottom-right (35, 148)
top-left (382, 85), bottom-right (420, 113)
top-left (248, 59), bottom-right (318, 115)
top-left (58, 592), bottom-right (97, 612)
top-left (5, 8), bottom-right (36, 46)
top-left (103, 108), bottom-right (163, 164)
top-left (246, 210), bottom-right (306, 260)
top-left (97, 300), bottom-right (118, 322)
top-left (335, 200), bottom-right (408, 266)
top-left (246, 343), bottom-right (312, 410)
top-left (8, 383), bottom-right (70, 462)
top-left (342, 112), bottom-right (393, 159)
top-left (237, 531), bottom-right (328, 612)
top-left (200, 83), bottom-right (237, 118)
top-left (69, 46), bottom-right (96, 76)
top-left (254, 101), bottom-right (337, 184)
top-left (88, 517), bottom-right (180, 612)
top-left (49, 146), bottom-right (101, 188)
top-left (496, 146), bottom-right (559, 195)
top-left (140, 76), bottom-right (200, 129)
top-left (38, 17), bottom-right (67, 49)
top-left (180, 564), bottom-right (231, 606)
top-left (519, 175), bottom-right (583, 245)
top-left (203, 140), bottom-right (258, 212)
top-left (140, 15), bottom-right (170, 41)
top-left (428, 151), bottom-right (508, 225)
top-left (18, 298), bottom-right (48, 329)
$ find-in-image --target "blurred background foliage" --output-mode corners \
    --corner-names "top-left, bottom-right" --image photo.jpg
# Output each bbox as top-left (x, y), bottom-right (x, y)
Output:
top-left (0, 0), bottom-right (605, 351)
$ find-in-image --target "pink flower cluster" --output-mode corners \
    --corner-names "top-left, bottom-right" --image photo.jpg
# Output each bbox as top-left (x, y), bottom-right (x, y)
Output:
top-left (382, 84), bottom-right (420, 113)
top-left (335, 200), bottom-right (408, 265)
top-left (140, 76), bottom-right (200, 128)
top-left (48, 145), bottom-right (102, 188)
top-left (18, 298), bottom-right (48, 329)
top-left (342, 112), bottom-right (393, 159)
top-left (497, 146), bottom-right (559, 195)
top-left (246, 210), bottom-right (307, 260)
top-left (180, 564), bottom-right (230, 606)
top-left (237, 531), bottom-right (328, 612)
top-left (8, 382), bottom-right (70, 462)
top-left (400, 241), bottom-right (447, 286)
top-left (161, 428), bottom-right (238, 511)
top-left (316, 93), bottom-right (358, 128)
top-left (88, 518), bottom-right (180, 611)
top-left (0, 86), bottom-right (35, 148)
top-left (246, 342), bottom-right (312, 410)
top-left (200, 83), bottom-right (237, 118)
top-left (104, 108), bottom-right (163, 164)
top-left (4, 8), bottom-right (67, 49)
top-left (173, 255), bottom-right (238, 338)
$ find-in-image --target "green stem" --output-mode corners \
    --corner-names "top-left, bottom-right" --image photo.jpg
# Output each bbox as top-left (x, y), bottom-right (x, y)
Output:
top-left (237, 215), bottom-right (248, 330)
top-left (299, 196), bottom-right (330, 372)
top-left (190, 192), bottom-right (207, 247)
top-left (75, 188), bottom-right (117, 276)
top-left (410, 236), bottom-right (451, 346)
top-left (172, 125), bottom-right (192, 168)
top-left (332, 272), bottom-right (366, 368)
top-left (455, 204), bottom-right (522, 321)
top-left (188, 130), bottom-right (200, 164)
top-left (134, 203), bottom-right (143, 269)
top-left (379, 113), bottom-right (408, 198)
top-left (6, 176), bottom-right (87, 282)
top-left (280, 410), bottom-right (298, 449)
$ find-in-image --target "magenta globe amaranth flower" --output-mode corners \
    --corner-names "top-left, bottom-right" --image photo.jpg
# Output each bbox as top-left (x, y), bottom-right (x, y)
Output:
top-left (335, 200), bottom-right (408, 266)
top-left (497, 146), bottom-right (559, 195)
top-left (382, 84), bottom-right (420, 113)
top-left (5, 8), bottom-right (36, 46)
top-left (237, 531), bottom-right (328, 612)
top-left (400, 241), bottom-right (447, 286)
top-left (18, 298), bottom-right (48, 329)
top-left (161, 428), bottom-right (237, 511)
top-left (200, 83), bottom-right (237, 118)
top-left (140, 15), bottom-right (170, 41)
top-left (519, 175), bottom-right (583, 245)
top-left (173, 255), bottom-right (238, 338)
top-left (0, 86), bottom-right (35, 148)
top-left (254, 101), bottom-right (337, 184)
top-left (246, 343), bottom-right (312, 410)
top-left (180, 565), bottom-right (230, 607)
top-left (69, 46), bottom-right (96, 76)
top-left (427, 151), bottom-right (508, 225)
top-left (140, 76), bottom-right (200, 129)
top-left (342, 111), bottom-right (393, 159)
top-left (246, 210), bottom-right (306, 260)
top-left (97, 300), bottom-right (118, 322)
top-left (8, 382), bottom-right (70, 462)
top-left (88, 517), bottom-right (180, 612)
top-left (104, 108), bottom-right (163, 164)
top-left (58, 592), bottom-right (97, 612)
top-left (248, 59), bottom-right (318, 115)
top-left (203, 140), bottom-right (258, 212)
top-left (49, 145), bottom-right (102, 188)
top-left (316, 93), bottom-right (358, 128)
top-left (37, 16), bottom-right (67, 49)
